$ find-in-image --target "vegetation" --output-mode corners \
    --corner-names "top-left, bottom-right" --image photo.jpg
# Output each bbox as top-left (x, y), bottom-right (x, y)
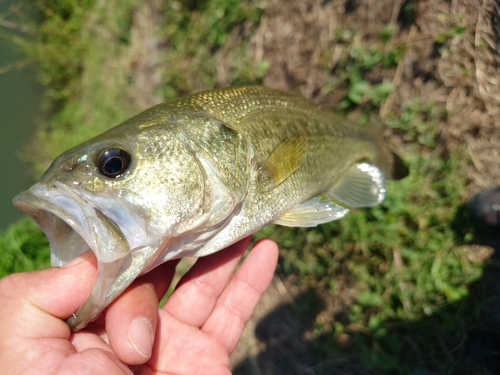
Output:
top-left (0, 0), bottom-right (491, 373)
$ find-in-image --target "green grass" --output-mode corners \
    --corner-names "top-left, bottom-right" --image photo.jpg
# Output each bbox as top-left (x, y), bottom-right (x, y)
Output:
top-left (0, 1), bottom-right (487, 373)
top-left (253, 99), bottom-right (482, 372)
top-left (0, 217), bottom-right (50, 278)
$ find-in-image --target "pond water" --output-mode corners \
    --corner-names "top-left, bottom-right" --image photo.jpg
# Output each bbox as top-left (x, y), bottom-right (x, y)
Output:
top-left (0, 1), bottom-right (41, 231)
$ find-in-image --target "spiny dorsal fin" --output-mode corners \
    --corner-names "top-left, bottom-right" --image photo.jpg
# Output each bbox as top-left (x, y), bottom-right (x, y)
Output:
top-left (327, 162), bottom-right (386, 208)
top-left (260, 134), bottom-right (305, 188)
top-left (274, 196), bottom-right (349, 227)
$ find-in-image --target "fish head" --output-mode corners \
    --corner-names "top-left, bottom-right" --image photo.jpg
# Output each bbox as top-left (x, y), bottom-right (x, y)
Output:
top-left (15, 124), bottom-right (208, 265)
top-left (12, 122), bottom-right (213, 329)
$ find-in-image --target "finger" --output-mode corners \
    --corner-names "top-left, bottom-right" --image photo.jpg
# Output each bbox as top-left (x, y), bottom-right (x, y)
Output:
top-left (103, 258), bottom-right (179, 365)
top-left (143, 310), bottom-right (232, 375)
top-left (0, 252), bottom-right (134, 375)
top-left (0, 250), bottom-right (97, 338)
top-left (35, 250), bottom-right (98, 317)
top-left (163, 237), bottom-right (251, 327)
top-left (105, 278), bottom-right (158, 365)
top-left (202, 238), bottom-right (278, 353)
top-left (70, 329), bottom-right (113, 353)
top-left (59, 348), bottom-right (133, 375)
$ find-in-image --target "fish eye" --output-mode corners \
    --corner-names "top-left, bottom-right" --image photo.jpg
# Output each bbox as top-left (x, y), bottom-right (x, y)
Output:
top-left (96, 147), bottom-right (131, 178)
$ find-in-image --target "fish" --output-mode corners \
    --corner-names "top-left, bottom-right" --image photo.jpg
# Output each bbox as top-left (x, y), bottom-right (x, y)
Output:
top-left (13, 86), bottom-right (407, 330)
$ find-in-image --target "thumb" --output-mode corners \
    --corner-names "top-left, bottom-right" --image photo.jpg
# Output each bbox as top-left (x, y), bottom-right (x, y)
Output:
top-left (0, 250), bottom-right (97, 324)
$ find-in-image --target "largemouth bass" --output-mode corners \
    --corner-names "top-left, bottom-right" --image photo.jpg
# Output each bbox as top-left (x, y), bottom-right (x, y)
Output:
top-left (13, 86), bottom-right (406, 330)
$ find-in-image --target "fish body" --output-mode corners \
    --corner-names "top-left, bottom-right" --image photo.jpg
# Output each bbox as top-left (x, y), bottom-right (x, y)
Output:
top-left (13, 86), bottom-right (405, 330)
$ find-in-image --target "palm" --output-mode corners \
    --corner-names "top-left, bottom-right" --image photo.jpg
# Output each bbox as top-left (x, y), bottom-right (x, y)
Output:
top-left (0, 237), bottom-right (278, 375)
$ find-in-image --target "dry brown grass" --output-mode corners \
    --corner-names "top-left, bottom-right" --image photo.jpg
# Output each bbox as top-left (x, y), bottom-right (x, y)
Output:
top-left (244, 0), bottom-right (500, 192)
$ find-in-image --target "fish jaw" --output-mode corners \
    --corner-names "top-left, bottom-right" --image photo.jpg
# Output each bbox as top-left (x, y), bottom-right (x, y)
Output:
top-left (66, 244), bottom-right (159, 330)
top-left (12, 182), bottom-right (162, 330)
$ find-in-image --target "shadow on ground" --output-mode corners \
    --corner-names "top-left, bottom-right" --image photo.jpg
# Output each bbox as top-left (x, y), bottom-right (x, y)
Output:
top-left (233, 288), bottom-right (375, 375)
top-left (232, 207), bottom-right (500, 375)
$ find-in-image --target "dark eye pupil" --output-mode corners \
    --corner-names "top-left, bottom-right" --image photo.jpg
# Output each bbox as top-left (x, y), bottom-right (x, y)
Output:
top-left (104, 157), bottom-right (124, 174)
top-left (97, 148), bottom-right (131, 178)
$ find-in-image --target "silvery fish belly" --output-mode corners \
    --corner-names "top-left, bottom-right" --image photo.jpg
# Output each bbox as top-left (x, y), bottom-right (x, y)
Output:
top-left (13, 86), bottom-right (406, 330)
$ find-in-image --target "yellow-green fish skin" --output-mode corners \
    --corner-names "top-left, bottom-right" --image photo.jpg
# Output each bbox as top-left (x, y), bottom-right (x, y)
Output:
top-left (13, 86), bottom-right (403, 330)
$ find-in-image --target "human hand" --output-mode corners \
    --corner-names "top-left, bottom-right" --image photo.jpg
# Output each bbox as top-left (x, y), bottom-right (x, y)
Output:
top-left (0, 237), bottom-right (278, 375)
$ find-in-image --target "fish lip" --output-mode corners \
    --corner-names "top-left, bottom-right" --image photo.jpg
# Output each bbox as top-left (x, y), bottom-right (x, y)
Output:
top-left (13, 188), bottom-right (88, 267)
top-left (13, 182), bottom-right (129, 266)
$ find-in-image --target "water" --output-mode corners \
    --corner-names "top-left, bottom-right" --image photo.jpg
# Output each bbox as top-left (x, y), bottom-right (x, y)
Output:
top-left (0, 1), bottom-right (41, 231)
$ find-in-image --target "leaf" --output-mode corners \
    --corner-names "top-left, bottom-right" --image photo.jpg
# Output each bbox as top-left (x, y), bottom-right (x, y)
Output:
top-left (368, 82), bottom-right (395, 105)
top-left (347, 80), bottom-right (369, 104)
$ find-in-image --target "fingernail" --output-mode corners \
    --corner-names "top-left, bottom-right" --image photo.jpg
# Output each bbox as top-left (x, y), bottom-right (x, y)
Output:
top-left (128, 317), bottom-right (153, 358)
top-left (62, 250), bottom-right (93, 268)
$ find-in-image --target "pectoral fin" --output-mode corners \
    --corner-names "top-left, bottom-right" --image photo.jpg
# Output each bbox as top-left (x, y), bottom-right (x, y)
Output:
top-left (274, 196), bottom-right (349, 227)
top-left (260, 134), bottom-right (306, 188)
top-left (327, 162), bottom-right (386, 208)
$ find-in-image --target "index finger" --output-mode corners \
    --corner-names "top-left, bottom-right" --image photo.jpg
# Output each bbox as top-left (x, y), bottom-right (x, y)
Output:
top-left (162, 237), bottom-right (252, 327)
top-left (201, 238), bottom-right (279, 353)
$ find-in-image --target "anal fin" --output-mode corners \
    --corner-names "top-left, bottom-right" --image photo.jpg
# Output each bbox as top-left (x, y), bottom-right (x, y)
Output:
top-left (274, 196), bottom-right (349, 227)
top-left (328, 162), bottom-right (386, 208)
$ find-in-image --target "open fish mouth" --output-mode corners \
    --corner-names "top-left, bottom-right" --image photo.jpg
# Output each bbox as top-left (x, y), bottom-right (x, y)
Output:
top-left (12, 182), bottom-right (158, 330)
top-left (13, 182), bottom-right (130, 266)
